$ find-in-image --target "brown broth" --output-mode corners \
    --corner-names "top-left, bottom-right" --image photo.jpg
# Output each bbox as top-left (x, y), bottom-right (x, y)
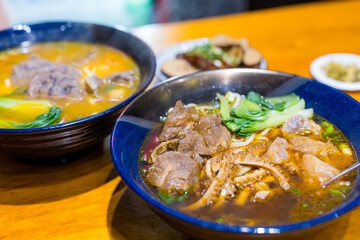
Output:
top-left (140, 114), bottom-right (357, 225)
top-left (0, 41), bottom-right (140, 124)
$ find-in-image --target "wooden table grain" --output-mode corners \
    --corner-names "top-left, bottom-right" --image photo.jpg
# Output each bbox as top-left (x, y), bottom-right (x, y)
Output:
top-left (1, 1), bottom-right (360, 239)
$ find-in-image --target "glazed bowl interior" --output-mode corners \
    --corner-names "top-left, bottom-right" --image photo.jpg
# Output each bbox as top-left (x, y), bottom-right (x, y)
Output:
top-left (110, 69), bottom-right (360, 239)
top-left (0, 21), bottom-right (155, 159)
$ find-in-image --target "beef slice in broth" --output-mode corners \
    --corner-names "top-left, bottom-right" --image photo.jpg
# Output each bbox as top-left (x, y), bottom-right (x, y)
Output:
top-left (300, 154), bottom-right (340, 185)
top-left (197, 114), bottom-right (231, 155)
top-left (178, 129), bottom-right (211, 156)
top-left (263, 137), bottom-right (289, 165)
top-left (11, 59), bottom-right (83, 98)
top-left (282, 115), bottom-right (322, 138)
top-left (159, 101), bottom-right (199, 141)
top-left (289, 136), bottom-right (338, 160)
top-left (148, 151), bottom-right (199, 191)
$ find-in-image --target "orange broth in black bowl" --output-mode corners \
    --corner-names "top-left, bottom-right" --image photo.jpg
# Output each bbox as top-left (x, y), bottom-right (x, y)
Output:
top-left (0, 21), bottom-right (155, 159)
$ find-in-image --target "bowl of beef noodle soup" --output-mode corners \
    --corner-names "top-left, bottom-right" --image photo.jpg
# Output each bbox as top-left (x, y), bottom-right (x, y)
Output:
top-left (0, 21), bottom-right (155, 159)
top-left (111, 69), bottom-right (360, 239)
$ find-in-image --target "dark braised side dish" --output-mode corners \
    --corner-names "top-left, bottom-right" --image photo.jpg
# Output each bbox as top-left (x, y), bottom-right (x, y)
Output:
top-left (161, 34), bottom-right (263, 78)
top-left (140, 91), bottom-right (356, 225)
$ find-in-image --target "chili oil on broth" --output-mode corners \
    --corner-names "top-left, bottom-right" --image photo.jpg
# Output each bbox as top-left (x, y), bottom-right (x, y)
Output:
top-left (139, 103), bottom-right (357, 226)
top-left (0, 41), bottom-right (140, 123)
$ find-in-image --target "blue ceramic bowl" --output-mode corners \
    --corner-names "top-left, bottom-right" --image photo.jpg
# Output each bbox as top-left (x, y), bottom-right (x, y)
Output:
top-left (0, 21), bottom-right (155, 159)
top-left (110, 69), bottom-right (360, 239)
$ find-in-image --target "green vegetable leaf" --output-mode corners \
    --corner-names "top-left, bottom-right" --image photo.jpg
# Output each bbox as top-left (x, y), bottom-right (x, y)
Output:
top-left (188, 43), bottom-right (223, 60)
top-left (266, 93), bottom-right (300, 110)
top-left (329, 186), bottom-right (351, 198)
top-left (158, 186), bottom-right (194, 204)
top-left (13, 107), bottom-right (62, 128)
top-left (340, 186), bottom-right (351, 191)
top-left (232, 99), bottom-right (268, 121)
top-left (246, 91), bottom-right (300, 111)
top-left (329, 189), bottom-right (342, 195)
top-left (217, 91), bottom-right (312, 137)
top-left (238, 108), bottom-right (313, 134)
top-left (321, 121), bottom-right (332, 128)
top-left (291, 188), bottom-right (301, 194)
top-left (0, 107), bottom-right (62, 128)
top-left (217, 93), bottom-right (230, 120)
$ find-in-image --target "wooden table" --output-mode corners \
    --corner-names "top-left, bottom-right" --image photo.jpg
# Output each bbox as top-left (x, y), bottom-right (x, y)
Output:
top-left (1, 1), bottom-right (360, 239)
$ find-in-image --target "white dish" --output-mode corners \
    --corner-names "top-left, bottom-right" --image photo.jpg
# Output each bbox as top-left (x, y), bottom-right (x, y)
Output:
top-left (310, 53), bottom-right (360, 91)
top-left (155, 38), bottom-right (267, 84)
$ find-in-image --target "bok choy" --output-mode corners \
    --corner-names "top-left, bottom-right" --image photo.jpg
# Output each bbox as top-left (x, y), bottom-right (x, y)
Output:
top-left (0, 98), bottom-right (62, 128)
top-left (217, 91), bottom-right (313, 136)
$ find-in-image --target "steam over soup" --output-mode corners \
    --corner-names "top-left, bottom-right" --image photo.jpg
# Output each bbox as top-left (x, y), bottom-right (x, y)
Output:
top-left (0, 42), bottom-right (140, 128)
top-left (140, 91), bottom-right (357, 225)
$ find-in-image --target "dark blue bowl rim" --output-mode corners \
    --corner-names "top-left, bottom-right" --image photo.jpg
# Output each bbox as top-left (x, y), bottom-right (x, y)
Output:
top-left (0, 21), bottom-right (156, 133)
top-left (110, 69), bottom-right (360, 235)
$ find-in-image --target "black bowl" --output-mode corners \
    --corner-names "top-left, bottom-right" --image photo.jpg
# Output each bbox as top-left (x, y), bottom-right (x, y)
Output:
top-left (110, 69), bottom-right (360, 239)
top-left (0, 21), bottom-right (155, 159)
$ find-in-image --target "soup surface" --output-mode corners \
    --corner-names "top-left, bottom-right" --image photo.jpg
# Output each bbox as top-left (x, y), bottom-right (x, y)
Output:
top-left (0, 41), bottom-right (140, 127)
top-left (140, 91), bottom-right (357, 225)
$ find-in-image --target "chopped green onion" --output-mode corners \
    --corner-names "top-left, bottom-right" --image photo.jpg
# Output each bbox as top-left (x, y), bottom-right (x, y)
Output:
top-left (323, 125), bottom-right (335, 137)
top-left (329, 189), bottom-right (342, 195)
top-left (158, 186), bottom-right (194, 204)
top-left (329, 189), bottom-right (346, 198)
top-left (321, 121), bottom-right (332, 128)
top-left (291, 188), bottom-right (301, 194)
top-left (188, 43), bottom-right (223, 60)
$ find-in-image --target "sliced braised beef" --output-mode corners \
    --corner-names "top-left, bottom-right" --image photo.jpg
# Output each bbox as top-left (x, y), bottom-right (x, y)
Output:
top-left (28, 63), bottom-right (82, 98)
top-left (11, 59), bottom-right (83, 98)
top-left (197, 114), bottom-right (231, 155)
top-left (11, 59), bottom-right (53, 87)
top-left (197, 114), bottom-right (222, 130)
top-left (107, 70), bottom-right (135, 86)
top-left (148, 139), bottom-right (179, 164)
top-left (282, 115), bottom-right (321, 138)
top-left (178, 130), bottom-right (211, 156)
top-left (148, 151), bottom-right (199, 191)
top-left (158, 101), bottom-right (200, 141)
top-left (202, 125), bottom-right (231, 155)
top-left (85, 74), bottom-right (103, 96)
top-left (178, 53), bottom-right (232, 70)
top-left (263, 137), bottom-right (289, 164)
top-left (289, 136), bottom-right (338, 159)
top-left (300, 154), bottom-right (340, 185)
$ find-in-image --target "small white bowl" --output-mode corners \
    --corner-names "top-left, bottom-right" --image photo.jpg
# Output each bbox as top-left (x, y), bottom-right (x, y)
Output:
top-left (310, 53), bottom-right (360, 91)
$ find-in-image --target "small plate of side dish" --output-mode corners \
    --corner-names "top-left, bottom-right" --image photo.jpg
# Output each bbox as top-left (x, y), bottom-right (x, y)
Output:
top-left (0, 21), bottom-right (155, 159)
top-left (156, 34), bottom-right (267, 83)
top-left (310, 53), bottom-right (360, 91)
top-left (111, 69), bottom-right (360, 240)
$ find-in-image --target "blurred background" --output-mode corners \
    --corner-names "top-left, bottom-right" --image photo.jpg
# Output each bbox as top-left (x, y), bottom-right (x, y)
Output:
top-left (0, 0), bottom-right (321, 29)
